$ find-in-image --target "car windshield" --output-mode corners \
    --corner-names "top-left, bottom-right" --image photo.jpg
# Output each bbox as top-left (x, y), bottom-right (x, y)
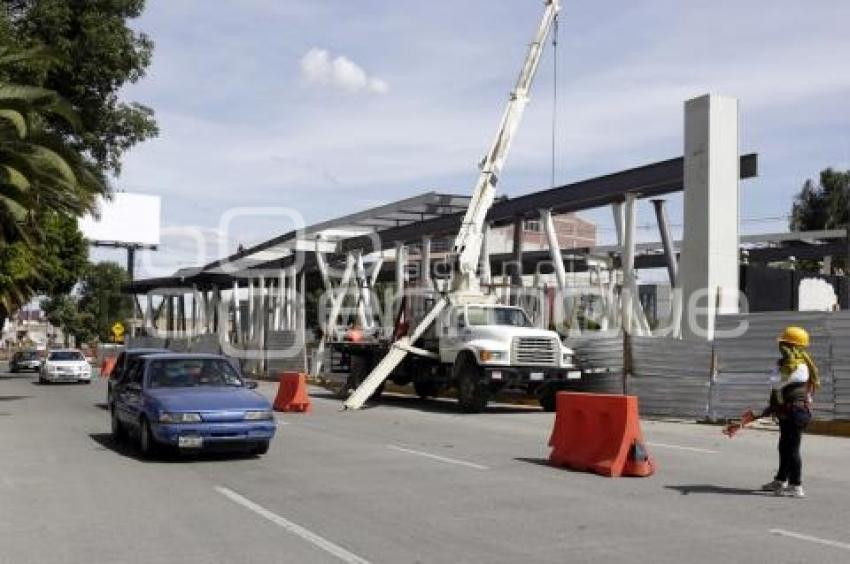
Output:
top-left (20, 351), bottom-right (38, 360)
top-left (148, 359), bottom-right (243, 389)
top-left (48, 351), bottom-right (84, 361)
top-left (467, 306), bottom-right (531, 327)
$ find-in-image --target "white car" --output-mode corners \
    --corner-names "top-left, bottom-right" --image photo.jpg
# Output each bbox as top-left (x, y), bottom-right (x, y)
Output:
top-left (39, 349), bottom-right (93, 384)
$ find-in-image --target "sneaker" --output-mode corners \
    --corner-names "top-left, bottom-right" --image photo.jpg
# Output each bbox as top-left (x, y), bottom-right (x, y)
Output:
top-left (761, 479), bottom-right (786, 492)
top-left (777, 485), bottom-right (805, 498)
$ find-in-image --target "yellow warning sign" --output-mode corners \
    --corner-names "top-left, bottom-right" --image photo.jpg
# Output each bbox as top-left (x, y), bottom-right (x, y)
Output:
top-left (111, 322), bottom-right (125, 343)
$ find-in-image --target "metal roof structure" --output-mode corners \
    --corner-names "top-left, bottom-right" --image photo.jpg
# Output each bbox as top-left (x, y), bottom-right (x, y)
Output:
top-left (202, 191), bottom-right (470, 275)
top-left (127, 154), bottom-right (770, 293)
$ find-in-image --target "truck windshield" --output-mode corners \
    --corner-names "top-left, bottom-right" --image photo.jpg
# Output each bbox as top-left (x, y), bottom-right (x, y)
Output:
top-left (466, 307), bottom-right (530, 327)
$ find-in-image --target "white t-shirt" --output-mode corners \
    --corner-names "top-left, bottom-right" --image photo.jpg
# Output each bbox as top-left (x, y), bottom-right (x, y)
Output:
top-left (770, 364), bottom-right (810, 401)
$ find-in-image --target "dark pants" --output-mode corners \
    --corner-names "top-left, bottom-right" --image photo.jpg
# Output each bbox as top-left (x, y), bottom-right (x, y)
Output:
top-left (775, 406), bottom-right (811, 486)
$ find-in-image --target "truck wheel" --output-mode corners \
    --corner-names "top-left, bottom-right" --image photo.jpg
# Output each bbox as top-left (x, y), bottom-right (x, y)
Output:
top-left (414, 379), bottom-right (441, 399)
top-left (454, 353), bottom-right (488, 413)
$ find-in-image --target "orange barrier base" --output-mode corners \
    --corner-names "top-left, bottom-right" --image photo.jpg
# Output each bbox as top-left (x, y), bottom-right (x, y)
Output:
top-left (100, 356), bottom-right (117, 378)
top-left (548, 392), bottom-right (655, 478)
top-left (273, 372), bottom-right (312, 413)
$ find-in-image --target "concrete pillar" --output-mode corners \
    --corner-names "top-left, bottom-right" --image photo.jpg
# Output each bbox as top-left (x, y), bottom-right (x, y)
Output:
top-left (679, 94), bottom-right (740, 340)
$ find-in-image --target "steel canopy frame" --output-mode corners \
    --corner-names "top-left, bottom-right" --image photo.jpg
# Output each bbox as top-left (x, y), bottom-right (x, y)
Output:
top-left (338, 154), bottom-right (758, 255)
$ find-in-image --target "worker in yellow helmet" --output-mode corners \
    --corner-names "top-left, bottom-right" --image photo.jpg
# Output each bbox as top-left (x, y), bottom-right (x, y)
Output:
top-left (760, 326), bottom-right (820, 498)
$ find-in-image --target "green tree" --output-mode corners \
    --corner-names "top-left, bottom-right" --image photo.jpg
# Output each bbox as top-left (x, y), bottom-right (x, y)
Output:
top-left (0, 0), bottom-right (157, 176)
top-left (76, 261), bottom-right (132, 342)
top-left (790, 168), bottom-right (850, 231)
top-left (789, 168), bottom-right (850, 273)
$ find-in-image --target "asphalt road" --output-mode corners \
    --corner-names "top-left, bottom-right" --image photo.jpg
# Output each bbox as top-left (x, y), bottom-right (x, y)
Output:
top-left (2, 369), bottom-right (850, 564)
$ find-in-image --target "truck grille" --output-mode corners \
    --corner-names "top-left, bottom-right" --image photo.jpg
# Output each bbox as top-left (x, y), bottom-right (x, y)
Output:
top-left (512, 337), bottom-right (558, 366)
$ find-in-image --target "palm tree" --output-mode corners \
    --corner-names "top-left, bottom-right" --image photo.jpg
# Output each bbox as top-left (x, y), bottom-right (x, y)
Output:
top-left (0, 44), bottom-right (108, 330)
top-left (0, 45), bottom-right (107, 245)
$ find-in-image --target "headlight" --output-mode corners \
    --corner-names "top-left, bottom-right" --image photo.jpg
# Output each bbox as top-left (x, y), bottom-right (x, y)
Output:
top-left (159, 412), bottom-right (202, 423)
top-left (479, 350), bottom-right (506, 362)
top-left (244, 410), bottom-right (273, 421)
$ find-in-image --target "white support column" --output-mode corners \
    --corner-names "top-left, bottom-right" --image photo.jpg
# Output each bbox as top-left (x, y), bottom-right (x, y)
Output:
top-left (355, 251), bottom-right (372, 330)
top-left (145, 294), bottom-right (154, 335)
top-left (313, 253), bottom-right (356, 375)
top-left (679, 94), bottom-right (740, 340)
top-left (541, 209), bottom-right (567, 290)
top-left (621, 195), bottom-right (637, 335)
top-left (394, 242), bottom-right (407, 318)
top-left (233, 281), bottom-right (242, 344)
top-left (287, 268), bottom-right (297, 331)
top-left (257, 276), bottom-right (266, 373)
top-left (248, 279), bottom-right (256, 343)
top-left (421, 236), bottom-right (432, 289)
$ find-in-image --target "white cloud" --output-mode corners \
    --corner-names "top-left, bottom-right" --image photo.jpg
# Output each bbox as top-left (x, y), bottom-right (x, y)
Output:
top-left (299, 48), bottom-right (388, 94)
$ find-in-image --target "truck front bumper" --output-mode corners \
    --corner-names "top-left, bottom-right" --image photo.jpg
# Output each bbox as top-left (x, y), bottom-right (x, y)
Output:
top-left (481, 366), bottom-right (581, 387)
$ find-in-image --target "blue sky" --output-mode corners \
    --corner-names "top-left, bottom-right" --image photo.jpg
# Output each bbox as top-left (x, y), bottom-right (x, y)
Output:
top-left (98, 0), bottom-right (850, 278)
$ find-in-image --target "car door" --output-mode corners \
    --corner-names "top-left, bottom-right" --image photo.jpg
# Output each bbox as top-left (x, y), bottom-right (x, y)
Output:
top-left (116, 360), bottom-right (144, 428)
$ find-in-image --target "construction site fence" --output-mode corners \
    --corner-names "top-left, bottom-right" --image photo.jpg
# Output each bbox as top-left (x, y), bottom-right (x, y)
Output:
top-left (566, 310), bottom-right (850, 421)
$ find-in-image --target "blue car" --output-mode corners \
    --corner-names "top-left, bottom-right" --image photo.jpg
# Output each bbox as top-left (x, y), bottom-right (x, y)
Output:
top-left (110, 353), bottom-right (276, 457)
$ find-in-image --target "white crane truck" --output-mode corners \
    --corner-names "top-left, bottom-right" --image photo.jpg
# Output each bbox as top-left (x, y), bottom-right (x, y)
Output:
top-left (338, 0), bottom-right (574, 412)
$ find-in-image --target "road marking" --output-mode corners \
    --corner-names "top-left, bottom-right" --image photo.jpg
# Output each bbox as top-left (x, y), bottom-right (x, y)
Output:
top-left (215, 486), bottom-right (371, 564)
top-left (770, 529), bottom-right (850, 552)
top-left (646, 442), bottom-right (719, 454)
top-left (387, 445), bottom-right (489, 470)
top-left (276, 420), bottom-right (290, 426)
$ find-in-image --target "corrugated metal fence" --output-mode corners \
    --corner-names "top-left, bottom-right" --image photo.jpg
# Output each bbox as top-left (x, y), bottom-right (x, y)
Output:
top-left (566, 311), bottom-right (850, 421)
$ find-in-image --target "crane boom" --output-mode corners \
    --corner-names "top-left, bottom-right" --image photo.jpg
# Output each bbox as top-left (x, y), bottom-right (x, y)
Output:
top-left (344, 0), bottom-right (561, 410)
top-left (453, 0), bottom-right (561, 292)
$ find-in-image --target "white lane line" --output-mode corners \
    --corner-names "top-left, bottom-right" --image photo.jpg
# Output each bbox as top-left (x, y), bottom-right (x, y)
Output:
top-left (276, 420), bottom-right (290, 426)
top-left (646, 442), bottom-right (719, 454)
top-left (770, 529), bottom-right (850, 552)
top-left (215, 486), bottom-right (371, 564)
top-left (386, 445), bottom-right (489, 470)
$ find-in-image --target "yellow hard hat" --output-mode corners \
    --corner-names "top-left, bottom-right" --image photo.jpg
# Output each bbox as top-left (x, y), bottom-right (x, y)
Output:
top-left (778, 326), bottom-right (809, 347)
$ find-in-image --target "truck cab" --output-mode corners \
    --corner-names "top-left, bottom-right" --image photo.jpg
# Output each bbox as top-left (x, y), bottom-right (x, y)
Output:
top-left (439, 304), bottom-right (578, 412)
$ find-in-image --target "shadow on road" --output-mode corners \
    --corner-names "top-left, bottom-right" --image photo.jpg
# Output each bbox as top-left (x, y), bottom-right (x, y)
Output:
top-left (0, 395), bottom-right (32, 402)
top-left (665, 484), bottom-right (769, 496)
top-left (0, 374), bottom-right (38, 380)
top-left (311, 389), bottom-right (542, 415)
top-left (88, 433), bottom-right (262, 464)
top-left (94, 403), bottom-right (109, 411)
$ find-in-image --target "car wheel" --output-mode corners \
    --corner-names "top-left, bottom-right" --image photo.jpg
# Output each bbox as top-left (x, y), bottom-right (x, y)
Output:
top-left (253, 441), bottom-right (270, 456)
top-left (454, 353), bottom-right (489, 414)
top-left (111, 407), bottom-right (126, 442)
top-left (139, 418), bottom-right (160, 458)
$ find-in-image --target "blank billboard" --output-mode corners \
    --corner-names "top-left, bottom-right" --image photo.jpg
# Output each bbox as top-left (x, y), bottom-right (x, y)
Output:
top-left (79, 192), bottom-right (161, 246)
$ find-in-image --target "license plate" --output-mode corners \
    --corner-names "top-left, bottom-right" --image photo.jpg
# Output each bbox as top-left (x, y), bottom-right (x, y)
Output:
top-left (567, 370), bottom-right (581, 380)
top-left (178, 436), bottom-right (203, 448)
top-left (530, 372), bottom-right (544, 381)
top-left (491, 371), bottom-right (502, 380)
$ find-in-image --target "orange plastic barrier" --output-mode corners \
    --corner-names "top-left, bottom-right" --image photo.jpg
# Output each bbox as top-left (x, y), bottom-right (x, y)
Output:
top-left (273, 372), bottom-right (312, 413)
top-left (100, 356), bottom-right (117, 378)
top-left (548, 392), bottom-right (655, 478)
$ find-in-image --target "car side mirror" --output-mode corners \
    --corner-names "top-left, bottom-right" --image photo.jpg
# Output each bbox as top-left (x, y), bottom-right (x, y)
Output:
top-left (244, 380), bottom-right (258, 390)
